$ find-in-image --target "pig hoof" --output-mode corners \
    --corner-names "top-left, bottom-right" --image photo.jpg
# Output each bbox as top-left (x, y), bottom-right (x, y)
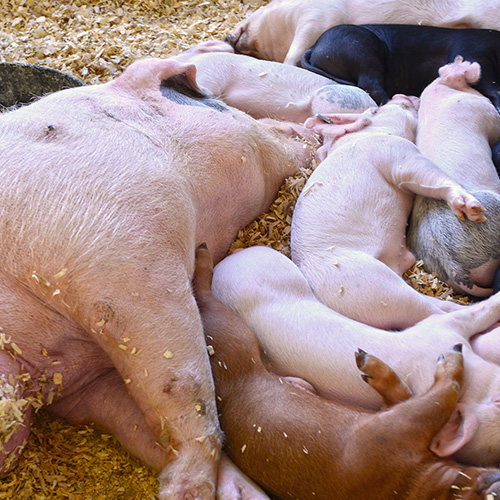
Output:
top-left (217, 455), bottom-right (271, 500)
top-left (355, 349), bottom-right (412, 406)
top-left (433, 346), bottom-right (464, 389)
top-left (355, 348), bottom-right (369, 370)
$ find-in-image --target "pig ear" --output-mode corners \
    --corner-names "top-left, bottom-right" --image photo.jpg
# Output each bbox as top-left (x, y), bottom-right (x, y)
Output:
top-left (160, 61), bottom-right (206, 94)
top-left (430, 405), bottom-right (477, 457)
top-left (304, 113), bottom-right (372, 140)
top-left (113, 59), bottom-right (205, 95)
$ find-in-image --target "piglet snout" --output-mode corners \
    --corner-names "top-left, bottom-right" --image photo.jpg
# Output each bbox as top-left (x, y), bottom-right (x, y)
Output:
top-left (477, 471), bottom-right (500, 497)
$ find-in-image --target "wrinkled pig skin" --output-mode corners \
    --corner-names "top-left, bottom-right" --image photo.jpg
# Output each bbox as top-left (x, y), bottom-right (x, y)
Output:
top-left (290, 95), bottom-right (485, 330)
top-left (0, 57), bottom-right (312, 500)
top-left (193, 245), bottom-right (500, 499)
top-left (301, 24), bottom-right (500, 109)
top-left (407, 58), bottom-right (500, 298)
top-left (172, 40), bottom-right (376, 121)
top-left (211, 246), bottom-right (500, 467)
top-left (226, 0), bottom-right (500, 66)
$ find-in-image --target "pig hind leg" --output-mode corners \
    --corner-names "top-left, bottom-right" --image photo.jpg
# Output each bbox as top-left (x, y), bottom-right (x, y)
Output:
top-left (355, 349), bottom-right (412, 406)
top-left (49, 366), bottom-right (170, 471)
top-left (298, 249), bottom-right (446, 329)
top-left (70, 267), bottom-right (223, 500)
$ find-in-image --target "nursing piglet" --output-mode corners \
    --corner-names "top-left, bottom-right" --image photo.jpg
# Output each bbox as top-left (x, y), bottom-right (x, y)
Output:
top-left (407, 57), bottom-right (500, 297)
top-left (194, 244), bottom-right (500, 500)
top-left (291, 95), bottom-right (485, 330)
top-left (0, 57), bottom-right (313, 499)
top-left (173, 40), bottom-right (376, 121)
top-left (212, 246), bottom-right (500, 466)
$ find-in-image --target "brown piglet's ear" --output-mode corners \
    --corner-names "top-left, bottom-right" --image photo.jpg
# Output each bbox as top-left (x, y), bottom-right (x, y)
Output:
top-left (430, 404), bottom-right (477, 457)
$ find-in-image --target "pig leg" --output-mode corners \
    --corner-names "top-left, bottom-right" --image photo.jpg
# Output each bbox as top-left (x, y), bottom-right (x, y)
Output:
top-left (392, 152), bottom-right (487, 222)
top-left (369, 345), bottom-right (465, 445)
top-left (355, 349), bottom-right (412, 406)
top-left (217, 455), bottom-right (270, 500)
top-left (68, 263), bottom-right (222, 500)
top-left (419, 291), bottom-right (500, 344)
top-left (51, 366), bottom-right (266, 500)
top-left (0, 350), bottom-right (32, 474)
top-left (298, 249), bottom-right (447, 329)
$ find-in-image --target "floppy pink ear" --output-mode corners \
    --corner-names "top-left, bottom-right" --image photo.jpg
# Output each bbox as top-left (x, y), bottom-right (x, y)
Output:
top-left (304, 113), bottom-right (372, 140)
top-left (430, 405), bottom-right (477, 457)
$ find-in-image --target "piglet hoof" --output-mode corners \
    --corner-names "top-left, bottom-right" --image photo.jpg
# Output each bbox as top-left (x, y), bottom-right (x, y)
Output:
top-left (451, 193), bottom-right (487, 222)
top-left (193, 244), bottom-right (214, 300)
top-left (355, 348), bottom-right (412, 407)
top-left (217, 455), bottom-right (270, 500)
top-left (433, 345), bottom-right (464, 392)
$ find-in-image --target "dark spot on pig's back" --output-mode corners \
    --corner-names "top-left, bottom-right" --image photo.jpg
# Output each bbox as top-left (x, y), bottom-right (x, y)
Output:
top-left (316, 84), bottom-right (374, 110)
top-left (160, 74), bottom-right (229, 112)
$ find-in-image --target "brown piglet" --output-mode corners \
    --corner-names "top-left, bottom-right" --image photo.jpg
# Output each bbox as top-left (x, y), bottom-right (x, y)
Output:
top-left (192, 244), bottom-right (500, 500)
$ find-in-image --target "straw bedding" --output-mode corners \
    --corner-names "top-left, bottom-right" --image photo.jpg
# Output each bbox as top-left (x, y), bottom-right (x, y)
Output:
top-left (0, 1), bottom-right (468, 498)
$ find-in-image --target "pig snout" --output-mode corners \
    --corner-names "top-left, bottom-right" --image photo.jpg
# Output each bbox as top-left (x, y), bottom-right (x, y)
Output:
top-left (477, 472), bottom-right (500, 498)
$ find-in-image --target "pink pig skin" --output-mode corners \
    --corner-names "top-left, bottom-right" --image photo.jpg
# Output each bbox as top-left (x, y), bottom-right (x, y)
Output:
top-left (212, 245), bottom-right (500, 467)
top-left (0, 57), bottom-right (312, 499)
top-left (173, 40), bottom-right (376, 121)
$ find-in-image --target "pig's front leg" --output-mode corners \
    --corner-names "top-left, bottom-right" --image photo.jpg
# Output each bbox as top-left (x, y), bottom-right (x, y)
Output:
top-left (392, 147), bottom-right (487, 221)
top-left (298, 248), bottom-right (447, 330)
top-left (75, 270), bottom-right (222, 500)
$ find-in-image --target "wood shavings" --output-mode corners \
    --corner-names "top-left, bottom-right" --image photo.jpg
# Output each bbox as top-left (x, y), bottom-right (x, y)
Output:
top-left (0, 375), bottom-right (29, 448)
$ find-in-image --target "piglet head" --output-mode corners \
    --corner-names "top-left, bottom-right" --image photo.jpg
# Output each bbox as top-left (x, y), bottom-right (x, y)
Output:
top-left (226, 3), bottom-right (293, 63)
